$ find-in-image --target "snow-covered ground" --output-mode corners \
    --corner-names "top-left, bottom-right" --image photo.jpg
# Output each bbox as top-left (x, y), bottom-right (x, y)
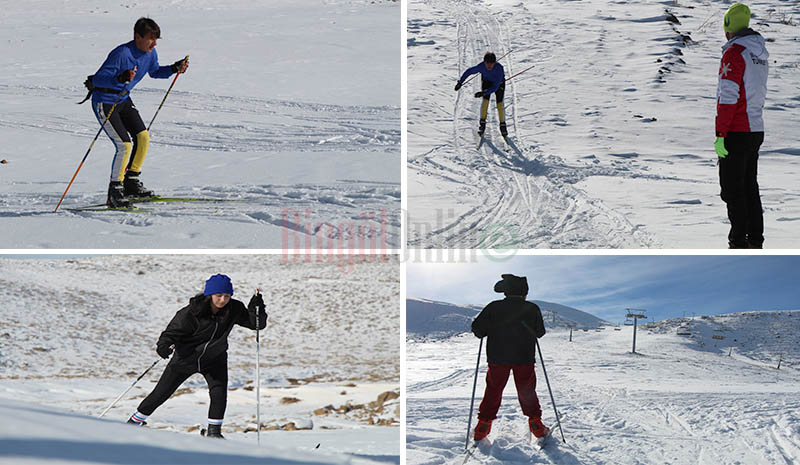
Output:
top-left (407, 0), bottom-right (800, 248)
top-left (0, 255), bottom-right (400, 463)
top-left (406, 311), bottom-right (800, 464)
top-left (0, 0), bottom-right (400, 248)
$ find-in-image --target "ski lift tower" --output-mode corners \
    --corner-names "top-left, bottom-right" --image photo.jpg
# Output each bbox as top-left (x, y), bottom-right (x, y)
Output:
top-left (626, 308), bottom-right (648, 354)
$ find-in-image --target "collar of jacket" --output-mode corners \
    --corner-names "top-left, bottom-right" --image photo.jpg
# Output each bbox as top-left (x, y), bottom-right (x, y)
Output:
top-left (188, 294), bottom-right (229, 319)
top-left (722, 28), bottom-right (760, 50)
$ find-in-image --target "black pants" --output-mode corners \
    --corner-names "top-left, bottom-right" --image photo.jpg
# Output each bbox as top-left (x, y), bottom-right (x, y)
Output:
top-left (137, 356), bottom-right (228, 420)
top-left (719, 131), bottom-right (764, 247)
top-left (481, 79), bottom-right (505, 102)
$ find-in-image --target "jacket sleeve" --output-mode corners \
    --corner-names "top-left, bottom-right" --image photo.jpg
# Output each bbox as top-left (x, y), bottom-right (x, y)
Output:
top-left (459, 64), bottom-right (482, 84)
top-left (471, 304), bottom-right (491, 338)
top-left (156, 309), bottom-right (193, 351)
top-left (234, 301), bottom-right (268, 330)
top-left (147, 49), bottom-right (174, 79)
top-left (92, 48), bottom-right (127, 89)
top-left (532, 304), bottom-right (546, 339)
top-left (715, 46), bottom-right (745, 137)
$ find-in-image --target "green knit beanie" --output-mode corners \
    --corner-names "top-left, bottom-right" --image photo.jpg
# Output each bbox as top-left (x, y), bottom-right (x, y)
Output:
top-left (723, 3), bottom-right (750, 33)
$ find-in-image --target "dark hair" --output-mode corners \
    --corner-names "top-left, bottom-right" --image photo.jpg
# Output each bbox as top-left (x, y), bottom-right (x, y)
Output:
top-left (484, 52), bottom-right (497, 64)
top-left (134, 17), bottom-right (161, 39)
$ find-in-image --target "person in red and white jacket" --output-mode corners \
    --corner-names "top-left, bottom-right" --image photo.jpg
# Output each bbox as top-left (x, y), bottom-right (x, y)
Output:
top-left (715, 2), bottom-right (769, 249)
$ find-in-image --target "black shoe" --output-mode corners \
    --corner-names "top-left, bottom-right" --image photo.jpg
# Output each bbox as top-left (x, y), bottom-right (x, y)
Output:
top-left (499, 122), bottom-right (508, 137)
top-left (123, 171), bottom-right (154, 198)
top-left (204, 424), bottom-right (224, 439)
top-left (126, 418), bottom-right (147, 426)
top-left (107, 182), bottom-right (131, 208)
top-left (478, 119), bottom-right (486, 137)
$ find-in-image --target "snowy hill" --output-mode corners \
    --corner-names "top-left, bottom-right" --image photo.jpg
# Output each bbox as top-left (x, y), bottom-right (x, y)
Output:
top-left (645, 310), bottom-right (800, 370)
top-left (407, 312), bottom-right (800, 464)
top-left (407, 0), bottom-right (800, 248)
top-left (0, 255), bottom-right (399, 462)
top-left (0, 0), bottom-right (400, 248)
top-left (406, 297), bottom-right (609, 339)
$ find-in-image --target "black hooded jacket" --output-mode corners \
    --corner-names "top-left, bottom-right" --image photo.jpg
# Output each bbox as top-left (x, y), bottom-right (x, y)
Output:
top-left (157, 294), bottom-right (267, 372)
top-left (472, 296), bottom-right (546, 365)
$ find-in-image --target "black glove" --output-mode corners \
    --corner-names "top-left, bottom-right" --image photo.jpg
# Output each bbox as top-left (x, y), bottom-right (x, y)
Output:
top-left (454, 81), bottom-right (462, 91)
top-left (156, 344), bottom-right (173, 359)
top-left (171, 58), bottom-right (188, 74)
top-left (474, 91), bottom-right (485, 98)
top-left (248, 293), bottom-right (265, 313)
top-left (117, 69), bottom-right (136, 83)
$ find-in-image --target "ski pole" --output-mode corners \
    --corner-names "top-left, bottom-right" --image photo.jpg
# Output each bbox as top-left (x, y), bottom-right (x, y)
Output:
top-left (54, 88), bottom-right (129, 212)
top-left (147, 55), bottom-right (189, 131)
top-left (98, 358), bottom-right (160, 418)
top-left (255, 288), bottom-right (263, 446)
top-left (535, 338), bottom-right (565, 443)
top-left (503, 64), bottom-right (535, 83)
top-left (460, 50), bottom-right (513, 86)
top-left (465, 337), bottom-right (484, 450)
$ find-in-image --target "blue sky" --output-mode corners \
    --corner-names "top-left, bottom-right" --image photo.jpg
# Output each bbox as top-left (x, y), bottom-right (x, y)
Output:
top-left (406, 255), bottom-right (800, 323)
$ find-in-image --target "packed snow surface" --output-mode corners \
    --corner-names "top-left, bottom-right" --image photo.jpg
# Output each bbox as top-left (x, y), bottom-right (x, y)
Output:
top-left (0, 0), bottom-right (400, 248)
top-left (0, 255), bottom-right (400, 463)
top-left (407, 311), bottom-right (800, 464)
top-left (407, 0), bottom-right (800, 248)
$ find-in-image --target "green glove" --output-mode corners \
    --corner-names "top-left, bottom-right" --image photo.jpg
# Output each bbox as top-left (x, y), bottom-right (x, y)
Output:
top-left (714, 137), bottom-right (728, 158)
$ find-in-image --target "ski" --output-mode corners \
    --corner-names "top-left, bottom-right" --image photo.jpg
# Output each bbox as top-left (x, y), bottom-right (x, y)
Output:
top-left (476, 134), bottom-right (486, 150)
top-left (66, 196), bottom-right (241, 212)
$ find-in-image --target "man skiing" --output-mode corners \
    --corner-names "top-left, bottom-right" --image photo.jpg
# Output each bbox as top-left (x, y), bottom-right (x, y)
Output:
top-left (127, 274), bottom-right (267, 439)
top-left (90, 17), bottom-right (189, 207)
top-left (714, 3), bottom-right (768, 249)
top-left (454, 52), bottom-right (507, 138)
top-left (471, 274), bottom-right (549, 441)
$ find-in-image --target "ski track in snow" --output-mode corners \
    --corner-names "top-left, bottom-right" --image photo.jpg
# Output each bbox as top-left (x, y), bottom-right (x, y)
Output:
top-left (408, 0), bottom-right (659, 248)
top-left (406, 328), bottom-right (800, 465)
top-left (408, 0), bottom-right (800, 248)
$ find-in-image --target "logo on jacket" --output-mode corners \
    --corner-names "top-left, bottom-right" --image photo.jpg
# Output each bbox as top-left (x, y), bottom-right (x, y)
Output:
top-left (720, 62), bottom-right (731, 77)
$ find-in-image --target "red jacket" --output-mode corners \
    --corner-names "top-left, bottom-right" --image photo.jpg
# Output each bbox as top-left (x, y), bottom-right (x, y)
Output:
top-left (715, 30), bottom-right (769, 137)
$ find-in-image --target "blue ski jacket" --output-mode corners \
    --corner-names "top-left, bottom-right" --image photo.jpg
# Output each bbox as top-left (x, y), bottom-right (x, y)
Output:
top-left (91, 40), bottom-right (174, 104)
top-left (459, 62), bottom-right (505, 95)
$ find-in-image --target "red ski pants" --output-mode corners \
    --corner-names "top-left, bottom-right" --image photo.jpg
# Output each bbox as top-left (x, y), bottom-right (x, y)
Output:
top-left (478, 363), bottom-right (542, 421)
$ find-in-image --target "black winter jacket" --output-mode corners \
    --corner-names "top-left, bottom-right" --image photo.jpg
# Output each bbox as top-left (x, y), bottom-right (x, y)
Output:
top-left (471, 297), bottom-right (546, 364)
top-left (157, 294), bottom-right (267, 372)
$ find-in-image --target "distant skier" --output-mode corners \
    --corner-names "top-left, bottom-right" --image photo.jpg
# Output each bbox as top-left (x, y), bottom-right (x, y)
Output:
top-left (471, 274), bottom-right (549, 441)
top-left (454, 52), bottom-right (507, 137)
top-left (88, 17), bottom-right (189, 207)
top-left (714, 3), bottom-right (768, 249)
top-left (127, 274), bottom-right (267, 439)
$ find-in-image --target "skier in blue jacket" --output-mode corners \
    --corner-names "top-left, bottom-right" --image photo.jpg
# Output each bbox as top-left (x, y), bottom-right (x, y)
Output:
top-left (90, 17), bottom-right (188, 207)
top-left (454, 52), bottom-right (507, 137)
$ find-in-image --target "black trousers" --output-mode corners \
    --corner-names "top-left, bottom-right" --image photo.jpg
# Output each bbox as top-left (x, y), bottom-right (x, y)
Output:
top-left (137, 356), bottom-right (228, 420)
top-left (719, 131), bottom-right (764, 247)
top-left (481, 79), bottom-right (506, 102)
top-left (99, 98), bottom-right (146, 172)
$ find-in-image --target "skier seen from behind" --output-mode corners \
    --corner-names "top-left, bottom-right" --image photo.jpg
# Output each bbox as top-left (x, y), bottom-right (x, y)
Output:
top-left (471, 273), bottom-right (549, 441)
top-left (127, 274), bottom-right (267, 439)
top-left (714, 2), bottom-right (769, 249)
top-left (88, 17), bottom-right (189, 207)
top-left (454, 52), bottom-right (507, 138)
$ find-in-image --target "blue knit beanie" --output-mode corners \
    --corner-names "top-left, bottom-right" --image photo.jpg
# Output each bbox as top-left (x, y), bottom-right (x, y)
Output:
top-left (204, 274), bottom-right (234, 296)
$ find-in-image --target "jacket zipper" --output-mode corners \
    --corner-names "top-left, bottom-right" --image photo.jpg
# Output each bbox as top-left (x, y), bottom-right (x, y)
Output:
top-left (197, 320), bottom-right (219, 372)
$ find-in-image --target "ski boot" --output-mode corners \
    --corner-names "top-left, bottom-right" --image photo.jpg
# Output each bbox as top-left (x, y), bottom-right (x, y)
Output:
top-left (499, 122), bottom-right (508, 137)
top-left (202, 423), bottom-right (225, 439)
top-left (478, 119), bottom-right (486, 137)
top-left (529, 417), bottom-right (550, 438)
top-left (474, 418), bottom-right (492, 441)
top-left (126, 412), bottom-right (147, 426)
top-left (107, 181), bottom-right (132, 208)
top-left (123, 171), bottom-right (155, 198)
